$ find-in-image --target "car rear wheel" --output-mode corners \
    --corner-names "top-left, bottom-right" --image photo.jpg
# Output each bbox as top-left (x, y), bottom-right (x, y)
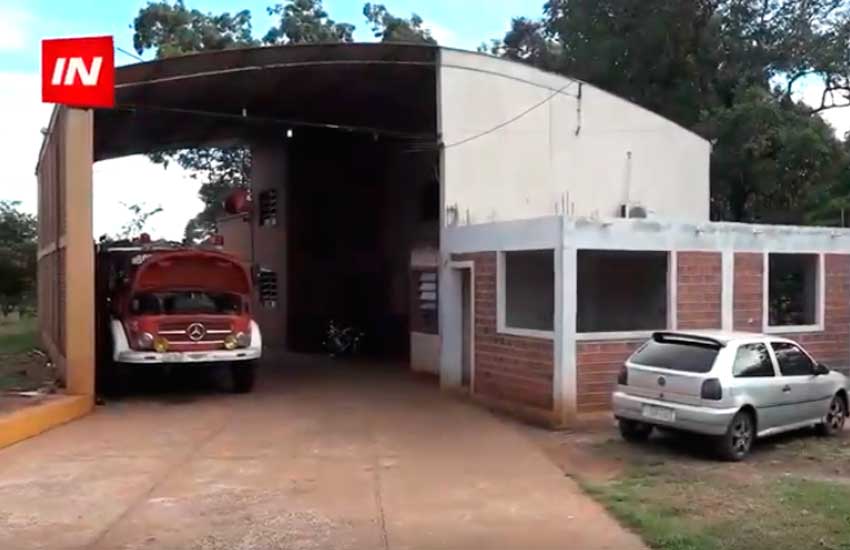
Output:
top-left (619, 419), bottom-right (653, 442)
top-left (817, 394), bottom-right (846, 436)
top-left (718, 410), bottom-right (755, 461)
top-left (230, 361), bottom-right (257, 393)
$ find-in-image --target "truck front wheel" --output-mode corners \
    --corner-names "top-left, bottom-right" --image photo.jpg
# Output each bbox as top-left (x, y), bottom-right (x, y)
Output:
top-left (230, 361), bottom-right (257, 393)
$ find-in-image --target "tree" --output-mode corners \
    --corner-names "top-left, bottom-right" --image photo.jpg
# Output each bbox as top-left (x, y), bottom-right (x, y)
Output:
top-left (115, 202), bottom-right (165, 240)
top-left (133, 0), bottom-right (442, 243)
top-left (133, 0), bottom-right (257, 58)
top-left (133, 1), bottom-right (259, 242)
top-left (264, 0), bottom-right (354, 44)
top-left (487, 0), bottom-right (850, 223)
top-left (0, 202), bottom-right (37, 316)
top-left (363, 3), bottom-right (436, 44)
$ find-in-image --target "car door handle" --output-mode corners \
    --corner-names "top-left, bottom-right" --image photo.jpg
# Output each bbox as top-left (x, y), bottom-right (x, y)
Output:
top-left (782, 385), bottom-right (792, 393)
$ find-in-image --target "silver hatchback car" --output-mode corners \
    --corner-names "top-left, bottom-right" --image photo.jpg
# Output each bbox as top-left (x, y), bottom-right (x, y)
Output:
top-left (612, 331), bottom-right (849, 460)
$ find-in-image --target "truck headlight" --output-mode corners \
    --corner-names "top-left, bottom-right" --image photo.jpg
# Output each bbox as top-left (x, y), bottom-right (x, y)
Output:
top-left (235, 331), bottom-right (251, 348)
top-left (153, 336), bottom-right (169, 353)
top-left (224, 334), bottom-right (238, 350)
top-left (136, 332), bottom-right (154, 349)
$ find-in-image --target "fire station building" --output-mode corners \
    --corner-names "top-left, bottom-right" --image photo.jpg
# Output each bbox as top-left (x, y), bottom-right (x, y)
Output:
top-left (36, 43), bottom-right (850, 428)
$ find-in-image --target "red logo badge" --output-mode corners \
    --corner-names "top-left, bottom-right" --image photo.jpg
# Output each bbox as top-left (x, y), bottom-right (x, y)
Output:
top-left (42, 36), bottom-right (114, 108)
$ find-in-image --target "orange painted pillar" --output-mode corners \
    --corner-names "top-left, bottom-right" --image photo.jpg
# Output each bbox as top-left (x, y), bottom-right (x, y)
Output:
top-left (63, 108), bottom-right (95, 396)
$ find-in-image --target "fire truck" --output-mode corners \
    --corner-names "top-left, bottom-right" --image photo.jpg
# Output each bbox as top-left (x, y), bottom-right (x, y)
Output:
top-left (95, 236), bottom-right (262, 394)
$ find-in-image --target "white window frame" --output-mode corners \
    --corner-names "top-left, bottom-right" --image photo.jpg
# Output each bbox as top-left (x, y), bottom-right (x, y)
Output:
top-left (763, 252), bottom-right (825, 333)
top-left (497, 249), bottom-right (556, 340)
top-left (574, 250), bottom-right (676, 341)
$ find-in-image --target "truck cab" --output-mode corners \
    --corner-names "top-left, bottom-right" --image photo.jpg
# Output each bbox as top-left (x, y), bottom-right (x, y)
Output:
top-left (96, 241), bottom-right (262, 393)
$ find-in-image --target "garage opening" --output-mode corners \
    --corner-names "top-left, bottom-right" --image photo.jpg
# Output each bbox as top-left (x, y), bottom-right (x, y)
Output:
top-left (285, 129), bottom-right (439, 357)
top-left (577, 250), bottom-right (669, 333)
top-left (87, 44), bottom-right (441, 372)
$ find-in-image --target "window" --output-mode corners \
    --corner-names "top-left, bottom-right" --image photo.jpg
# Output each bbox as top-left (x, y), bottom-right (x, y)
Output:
top-left (501, 250), bottom-right (554, 333)
top-left (258, 189), bottom-right (278, 227)
top-left (577, 250), bottom-right (668, 333)
top-left (258, 269), bottom-right (278, 308)
top-left (733, 343), bottom-right (775, 378)
top-left (768, 253), bottom-right (819, 327)
top-left (771, 342), bottom-right (815, 376)
top-left (630, 338), bottom-right (719, 373)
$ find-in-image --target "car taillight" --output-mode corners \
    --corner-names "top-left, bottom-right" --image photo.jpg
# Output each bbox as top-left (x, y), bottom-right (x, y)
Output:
top-left (617, 365), bottom-right (629, 386)
top-left (701, 378), bottom-right (723, 400)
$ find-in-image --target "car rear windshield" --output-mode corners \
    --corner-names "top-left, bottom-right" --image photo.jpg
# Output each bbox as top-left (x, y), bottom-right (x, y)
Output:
top-left (630, 338), bottom-right (720, 373)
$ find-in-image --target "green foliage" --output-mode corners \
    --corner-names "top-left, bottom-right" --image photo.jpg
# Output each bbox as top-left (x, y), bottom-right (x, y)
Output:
top-left (133, 0), bottom-right (257, 58)
top-left (264, 0), bottom-right (354, 44)
top-left (0, 317), bottom-right (38, 355)
top-left (489, 0), bottom-right (850, 223)
top-left (131, 0), bottom-right (437, 243)
top-left (363, 3), bottom-right (435, 44)
top-left (0, 201), bottom-right (36, 316)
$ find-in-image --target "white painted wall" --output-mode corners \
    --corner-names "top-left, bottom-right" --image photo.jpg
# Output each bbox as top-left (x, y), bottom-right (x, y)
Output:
top-left (439, 49), bottom-right (710, 225)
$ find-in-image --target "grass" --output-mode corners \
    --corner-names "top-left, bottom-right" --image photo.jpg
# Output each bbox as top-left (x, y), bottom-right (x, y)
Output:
top-left (0, 316), bottom-right (41, 390)
top-left (0, 316), bottom-right (38, 355)
top-left (584, 459), bottom-right (850, 550)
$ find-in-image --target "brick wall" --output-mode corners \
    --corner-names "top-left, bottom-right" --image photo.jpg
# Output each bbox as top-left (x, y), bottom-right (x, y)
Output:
top-left (452, 252), bottom-right (555, 411)
top-left (733, 252), bottom-right (763, 332)
top-left (677, 251), bottom-right (722, 329)
top-left (577, 340), bottom-right (643, 412)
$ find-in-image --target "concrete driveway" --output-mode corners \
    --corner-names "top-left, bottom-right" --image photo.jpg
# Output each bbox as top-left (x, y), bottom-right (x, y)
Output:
top-left (0, 354), bottom-right (644, 550)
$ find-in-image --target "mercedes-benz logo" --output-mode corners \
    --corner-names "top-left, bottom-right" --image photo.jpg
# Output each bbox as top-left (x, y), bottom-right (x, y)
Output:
top-left (187, 323), bottom-right (206, 341)
top-left (657, 376), bottom-right (667, 387)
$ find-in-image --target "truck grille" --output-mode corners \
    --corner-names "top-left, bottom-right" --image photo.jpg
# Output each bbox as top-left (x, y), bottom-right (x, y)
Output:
top-left (157, 320), bottom-right (231, 344)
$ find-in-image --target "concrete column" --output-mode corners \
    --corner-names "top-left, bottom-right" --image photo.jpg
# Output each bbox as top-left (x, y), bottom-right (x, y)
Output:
top-left (63, 109), bottom-right (95, 396)
top-left (557, 217), bottom-right (578, 424)
top-left (250, 142), bottom-right (288, 349)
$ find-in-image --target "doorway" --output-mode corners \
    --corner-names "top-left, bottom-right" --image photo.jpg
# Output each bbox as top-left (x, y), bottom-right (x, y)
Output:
top-left (448, 262), bottom-right (475, 391)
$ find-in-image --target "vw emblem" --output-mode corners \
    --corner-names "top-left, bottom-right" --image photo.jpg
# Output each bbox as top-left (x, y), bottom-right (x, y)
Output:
top-left (187, 323), bottom-right (206, 341)
top-left (657, 376), bottom-right (667, 387)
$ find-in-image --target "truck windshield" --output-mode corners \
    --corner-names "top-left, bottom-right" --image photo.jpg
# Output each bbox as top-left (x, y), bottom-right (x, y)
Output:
top-left (131, 291), bottom-right (242, 315)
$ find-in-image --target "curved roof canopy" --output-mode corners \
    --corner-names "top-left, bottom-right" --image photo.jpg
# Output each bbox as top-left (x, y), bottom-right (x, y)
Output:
top-left (95, 43), bottom-right (439, 161)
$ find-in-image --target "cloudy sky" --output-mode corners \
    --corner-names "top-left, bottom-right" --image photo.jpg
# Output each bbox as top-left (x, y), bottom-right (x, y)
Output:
top-left (1, 0), bottom-right (849, 240)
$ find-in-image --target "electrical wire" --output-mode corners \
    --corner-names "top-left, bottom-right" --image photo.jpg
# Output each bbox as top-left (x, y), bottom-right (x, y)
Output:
top-left (443, 81), bottom-right (577, 149)
top-left (115, 46), bottom-right (144, 63)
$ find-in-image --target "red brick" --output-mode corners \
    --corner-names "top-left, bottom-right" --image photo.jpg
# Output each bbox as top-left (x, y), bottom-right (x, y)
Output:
top-left (677, 251), bottom-right (722, 329)
top-left (454, 251), bottom-right (554, 411)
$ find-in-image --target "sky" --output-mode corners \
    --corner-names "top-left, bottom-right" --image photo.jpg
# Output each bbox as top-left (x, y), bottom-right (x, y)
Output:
top-left (1, 0), bottom-right (849, 240)
top-left (0, 0), bottom-right (535, 240)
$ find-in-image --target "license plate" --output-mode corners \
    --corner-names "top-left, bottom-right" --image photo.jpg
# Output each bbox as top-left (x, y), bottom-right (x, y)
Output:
top-left (162, 352), bottom-right (183, 362)
top-left (642, 404), bottom-right (675, 422)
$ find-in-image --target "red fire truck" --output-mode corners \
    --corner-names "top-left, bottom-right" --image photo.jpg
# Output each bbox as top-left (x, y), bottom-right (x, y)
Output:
top-left (95, 238), bottom-right (261, 393)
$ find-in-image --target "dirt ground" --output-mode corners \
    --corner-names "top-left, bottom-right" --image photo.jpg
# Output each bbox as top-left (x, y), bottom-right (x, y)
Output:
top-left (526, 414), bottom-right (850, 550)
top-left (529, 413), bottom-right (850, 484)
top-left (0, 355), bottom-right (646, 550)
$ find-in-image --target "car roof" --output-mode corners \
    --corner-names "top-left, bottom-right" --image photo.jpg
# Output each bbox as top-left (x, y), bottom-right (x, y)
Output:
top-left (654, 330), bottom-right (793, 346)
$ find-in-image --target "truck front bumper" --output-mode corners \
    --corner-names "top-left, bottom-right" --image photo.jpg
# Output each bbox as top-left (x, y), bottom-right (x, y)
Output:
top-left (116, 347), bottom-right (261, 365)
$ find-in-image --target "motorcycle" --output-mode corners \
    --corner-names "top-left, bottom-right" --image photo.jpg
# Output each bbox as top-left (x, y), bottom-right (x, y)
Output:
top-left (323, 320), bottom-right (364, 357)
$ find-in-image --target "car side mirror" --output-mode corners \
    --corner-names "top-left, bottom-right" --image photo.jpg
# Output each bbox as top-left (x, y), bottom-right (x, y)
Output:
top-left (814, 363), bottom-right (830, 376)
